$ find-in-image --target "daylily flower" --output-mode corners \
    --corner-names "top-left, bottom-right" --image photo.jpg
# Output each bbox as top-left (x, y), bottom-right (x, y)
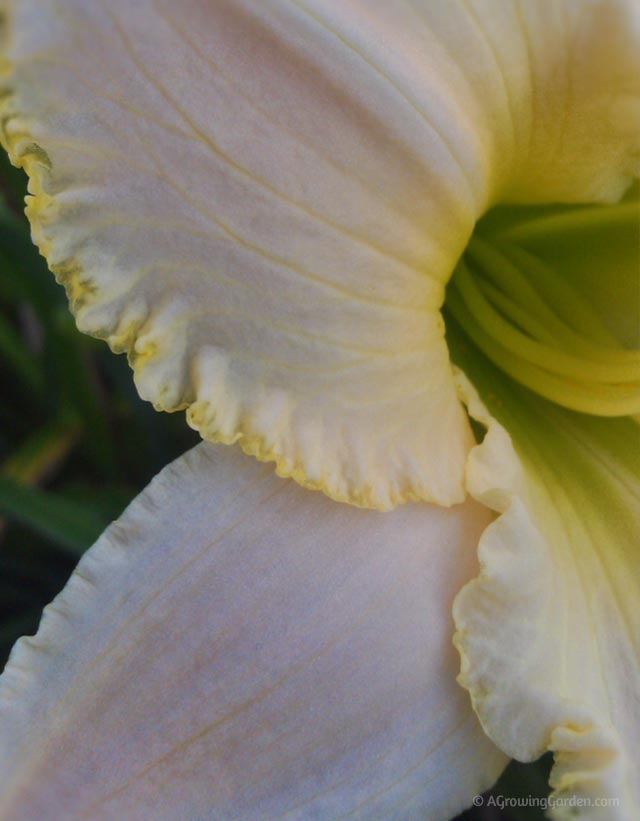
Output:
top-left (0, 1), bottom-right (638, 819)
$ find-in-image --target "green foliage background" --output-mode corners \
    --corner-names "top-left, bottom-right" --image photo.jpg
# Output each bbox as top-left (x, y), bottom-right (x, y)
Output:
top-left (0, 153), bottom-right (551, 821)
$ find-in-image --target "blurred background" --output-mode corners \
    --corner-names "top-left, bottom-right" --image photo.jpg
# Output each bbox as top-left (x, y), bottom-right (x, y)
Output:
top-left (0, 152), bottom-right (552, 820)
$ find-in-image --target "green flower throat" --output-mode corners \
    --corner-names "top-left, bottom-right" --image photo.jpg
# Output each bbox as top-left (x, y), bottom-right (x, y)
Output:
top-left (446, 199), bottom-right (640, 417)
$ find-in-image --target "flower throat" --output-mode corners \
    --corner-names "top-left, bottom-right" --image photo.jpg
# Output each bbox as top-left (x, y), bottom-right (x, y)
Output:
top-left (445, 200), bottom-right (640, 417)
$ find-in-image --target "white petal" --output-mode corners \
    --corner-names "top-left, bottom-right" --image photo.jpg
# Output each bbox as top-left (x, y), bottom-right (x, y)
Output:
top-left (0, 443), bottom-right (506, 820)
top-left (3, 1), bottom-right (637, 508)
top-left (1, 0), bottom-right (484, 509)
top-left (452, 363), bottom-right (640, 820)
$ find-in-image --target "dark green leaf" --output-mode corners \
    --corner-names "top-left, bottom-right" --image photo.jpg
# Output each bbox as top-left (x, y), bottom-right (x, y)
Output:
top-left (0, 477), bottom-right (109, 556)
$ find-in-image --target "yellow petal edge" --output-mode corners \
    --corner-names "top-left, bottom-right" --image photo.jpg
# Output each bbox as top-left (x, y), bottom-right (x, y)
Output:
top-left (0, 105), bottom-right (435, 512)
